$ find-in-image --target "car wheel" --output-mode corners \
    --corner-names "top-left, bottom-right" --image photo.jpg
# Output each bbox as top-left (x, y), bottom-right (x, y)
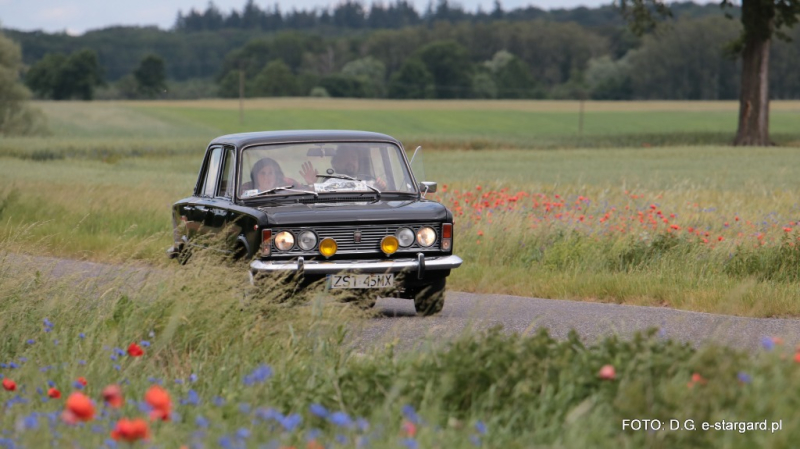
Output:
top-left (410, 278), bottom-right (446, 316)
top-left (177, 246), bottom-right (192, 265)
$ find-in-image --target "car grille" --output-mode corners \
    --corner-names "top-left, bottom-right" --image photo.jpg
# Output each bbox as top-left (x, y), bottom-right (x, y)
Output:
top-left (273, 223), bottom-right (441, 255)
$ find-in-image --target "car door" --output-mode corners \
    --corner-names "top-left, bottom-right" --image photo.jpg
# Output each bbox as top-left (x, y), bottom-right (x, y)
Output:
top-left (182, 145), bottom-right (224, 247)
top-left (203, 146), bottom-right (237, 239)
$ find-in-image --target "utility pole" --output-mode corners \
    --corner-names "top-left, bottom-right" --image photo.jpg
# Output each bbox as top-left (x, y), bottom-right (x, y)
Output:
top-left (238, 62), bottom-right (245, 125)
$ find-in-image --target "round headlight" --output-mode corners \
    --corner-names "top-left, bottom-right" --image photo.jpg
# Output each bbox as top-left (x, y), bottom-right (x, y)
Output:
top-left (416, 227), bottom-right (436, 247)
top-left (298, 230), bottom-right (317, 251)
top-left (381, 235), bottom-right (399, 255)
top-left (396, 227), bottom-right (415, 247)
top-left (274, 231), bottom-right (295, 251)
top-left (319, 238), bottom-right (337, 258)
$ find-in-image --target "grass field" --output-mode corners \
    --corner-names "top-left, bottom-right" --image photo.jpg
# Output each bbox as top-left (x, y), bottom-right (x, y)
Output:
top-left (2, 100), bottom-right (800, 316)
top-left (2, 99), bottom-right (800, 447)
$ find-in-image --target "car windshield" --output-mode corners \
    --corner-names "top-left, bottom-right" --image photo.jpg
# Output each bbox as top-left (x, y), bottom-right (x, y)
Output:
top-left (239, 142), bottom-right (417, 198)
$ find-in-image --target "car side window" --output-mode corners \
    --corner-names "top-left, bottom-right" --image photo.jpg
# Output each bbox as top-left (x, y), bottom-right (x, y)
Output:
top-left (201, 147), bottom-right (223, 197)
top-left (219, 147), bottom-right (235, 198)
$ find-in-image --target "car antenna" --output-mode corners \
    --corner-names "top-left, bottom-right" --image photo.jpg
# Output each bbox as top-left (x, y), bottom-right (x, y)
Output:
top-left (409, 146), bottom-right (422, 164)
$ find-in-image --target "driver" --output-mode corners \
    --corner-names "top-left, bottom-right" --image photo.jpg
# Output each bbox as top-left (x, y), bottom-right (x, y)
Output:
top-left (299, 146), bottom-right (386, 189)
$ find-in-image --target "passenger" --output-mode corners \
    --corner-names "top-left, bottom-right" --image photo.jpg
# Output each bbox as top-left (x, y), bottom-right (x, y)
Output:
top-left (242, 157), bottom-right (297, 193)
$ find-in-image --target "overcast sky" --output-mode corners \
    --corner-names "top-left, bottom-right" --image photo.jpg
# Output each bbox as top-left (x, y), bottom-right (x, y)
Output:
top-left (1, 0), bottom-right (613, 35)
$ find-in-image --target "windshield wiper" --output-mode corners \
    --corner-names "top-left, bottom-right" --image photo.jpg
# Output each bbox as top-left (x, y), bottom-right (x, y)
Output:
top-left (317, 174), bottom-right (382, 198)
top-left (247, 185), bottom-right (318, 199)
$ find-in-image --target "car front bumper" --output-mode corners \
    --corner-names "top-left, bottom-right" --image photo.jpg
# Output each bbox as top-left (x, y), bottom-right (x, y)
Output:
top-left (250, 253), bottom-right (462, 282)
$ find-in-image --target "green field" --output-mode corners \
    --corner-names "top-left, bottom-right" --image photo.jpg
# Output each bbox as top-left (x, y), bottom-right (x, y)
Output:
top-left (3, 100), bottom-right (800, 316)
top-left (2, 99), bottom-right (800, 447)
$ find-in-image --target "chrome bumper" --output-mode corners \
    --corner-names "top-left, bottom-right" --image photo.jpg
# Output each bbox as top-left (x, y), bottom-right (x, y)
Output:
top-left (250, 254), bottom-right (462, 279)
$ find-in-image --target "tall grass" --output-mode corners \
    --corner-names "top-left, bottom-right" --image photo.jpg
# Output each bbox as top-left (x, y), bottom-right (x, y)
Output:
top-left (2, 236), bottom-right (800, 448)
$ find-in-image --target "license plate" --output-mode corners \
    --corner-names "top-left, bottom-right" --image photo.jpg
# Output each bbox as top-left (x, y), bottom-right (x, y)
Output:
top-left (328, 273), bottom-right (394, 289)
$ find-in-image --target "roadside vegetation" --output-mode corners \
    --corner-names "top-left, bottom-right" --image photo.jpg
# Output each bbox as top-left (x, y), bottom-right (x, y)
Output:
top-left (2, 242), bottom-right (800, 448)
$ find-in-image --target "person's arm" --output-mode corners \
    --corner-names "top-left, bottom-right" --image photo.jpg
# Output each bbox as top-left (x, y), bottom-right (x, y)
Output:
top-left (299, 161), bottom-right (318, 184)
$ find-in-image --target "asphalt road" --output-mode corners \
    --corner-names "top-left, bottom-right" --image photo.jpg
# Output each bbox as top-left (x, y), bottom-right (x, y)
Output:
top-left (358, 293), bottom-right (800, 352)
top-left (8, 253), bottom-right (800, 353)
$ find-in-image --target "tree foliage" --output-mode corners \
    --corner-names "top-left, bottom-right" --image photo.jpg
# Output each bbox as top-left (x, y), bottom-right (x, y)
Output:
top-left (0, 30), bottom-right (45, 135)
top-left (134, 54), bottom-right (167, 98)
top-left (25, 49), bottom-right (103, 100)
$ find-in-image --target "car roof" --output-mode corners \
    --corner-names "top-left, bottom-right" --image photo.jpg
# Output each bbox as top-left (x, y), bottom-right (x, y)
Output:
top-left (209, 130), bottom-right (402, 149)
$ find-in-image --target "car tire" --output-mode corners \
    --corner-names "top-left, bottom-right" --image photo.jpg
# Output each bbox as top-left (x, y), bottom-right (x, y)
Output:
top-left (410, 278), bottom-right (446, 316)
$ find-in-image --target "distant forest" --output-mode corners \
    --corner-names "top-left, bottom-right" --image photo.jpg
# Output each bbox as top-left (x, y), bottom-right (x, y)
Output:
top-left (5, 1), bottom-right (800, 100)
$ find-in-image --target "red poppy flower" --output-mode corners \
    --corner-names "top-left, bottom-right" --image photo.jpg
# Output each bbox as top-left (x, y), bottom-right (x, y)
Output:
top-left (401, 420), bottom-right (417, 438)
top-left (76, 377), bottom-right (87, 387)
top-left (127, 343), bottom-right (144, 357)
top-left (103, 384), bottom-right (124, 408)
top-left (794, 352), bottom-right (800, 364)
top-left (48, 387), bottom-right (61, 399)
top-left (66, 392), bottom-right (95, 421)
top-left (145, 385), bottom-right (172, 421)
top-left (598, 364), bottom-right (616, 380)
top-left (111, 418), bottom-right (150, 442)
top-left (2, 378), bottom-right (16, 391)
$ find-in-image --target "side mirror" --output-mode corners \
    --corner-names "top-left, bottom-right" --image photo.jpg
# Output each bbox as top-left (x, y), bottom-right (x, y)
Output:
top-left (419, 181), bottom-right (437, 194)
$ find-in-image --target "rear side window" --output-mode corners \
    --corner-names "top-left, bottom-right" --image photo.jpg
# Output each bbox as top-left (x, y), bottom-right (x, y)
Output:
top-left (219, 147), bottom-right (236, 198)
top-left (200, 147), bottom-right (223, 197)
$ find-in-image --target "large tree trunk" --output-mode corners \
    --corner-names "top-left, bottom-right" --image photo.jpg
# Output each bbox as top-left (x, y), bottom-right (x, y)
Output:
top-left (734, 36), bottom-right (771, 146)
top-left (734, 1), bottom-right (774, 146)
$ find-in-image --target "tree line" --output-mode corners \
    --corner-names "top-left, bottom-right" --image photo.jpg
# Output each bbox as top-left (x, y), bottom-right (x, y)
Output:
top-left (6, 2), bottom-right (800, 102)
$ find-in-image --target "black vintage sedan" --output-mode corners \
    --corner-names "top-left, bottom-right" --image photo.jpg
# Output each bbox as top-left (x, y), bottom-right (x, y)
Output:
top-left (168, 130), bottom-right (462, 315)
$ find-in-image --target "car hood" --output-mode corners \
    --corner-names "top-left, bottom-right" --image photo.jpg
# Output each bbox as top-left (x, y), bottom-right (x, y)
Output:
top-left (257, 199), bottom-right (448, 226)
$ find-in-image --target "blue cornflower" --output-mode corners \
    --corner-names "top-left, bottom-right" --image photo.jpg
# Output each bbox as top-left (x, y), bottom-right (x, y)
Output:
top-left (113, 348), bottom-right (126, 356)
top-left (139, 341), bottom-right (150, 348)
top-left (402, 404), bottom-right (419, 424)
top-left (7, 363), bottom-right (18, 369)
top-left (470, 435), bottom-right (482, 447)
top-left (23, 413), bottom-right (39, 430)
top-left (104, 439), bottom-right (118, 449)
top-left (329, 411), bottom-right (353, 428)
top-left (475, 421), bottom-right (487, 435)
top-left (113, 365), bottom-right (121, 371)
top-left (305, 429), bottom-right (322, 442)
top-left (26, 339), bottom-right (35, 345)
top-left (195, 415), bottom-right (209, 428)
top-left (43, 318), bottom-right (53, 329)
top-left (147, 377), bottom-right (162, 384)
top-left (47, 380), bottom-right (55, 387)
top-left (356, 417), bottom-right (369, 432)
top-left (78, 360), bottom-right (86, 366)
top-left (175, 379), bottom-right (184, 385)
top-left (401, 438), bottom-right (418, 449)
top-left (243, 365), bottom-right (272, 385)
top-left (189, 373), bottom-right (198, 383)
top-left (236, 428), bottom-right (251, 440)
top-left (281, 413), bottom-right (302, 432)
top-left (91, 425), bottom-right (105, 434)
top-left (52, 340), bottom-right (58, 345)
top-left (255, 407), bottom-right (283, 422)
top-left (761, 337), bottom-right (775, 351)
top-left (309, 403), bottom-right (329, 418)
top-left (213, 396), bottom-right (226, 407)
top-left (182, 390), bottom-right (200, 406)
top-left (79, 333), bottom-right (85, 339)
top-left (335, 434), bottom-right (348, 445)
top-left (73, 380), bottom-right (84, 390)
top-left (738, 372), bottom-right (752, 384)
top-left (18, 358), bottom-right (26, 363)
